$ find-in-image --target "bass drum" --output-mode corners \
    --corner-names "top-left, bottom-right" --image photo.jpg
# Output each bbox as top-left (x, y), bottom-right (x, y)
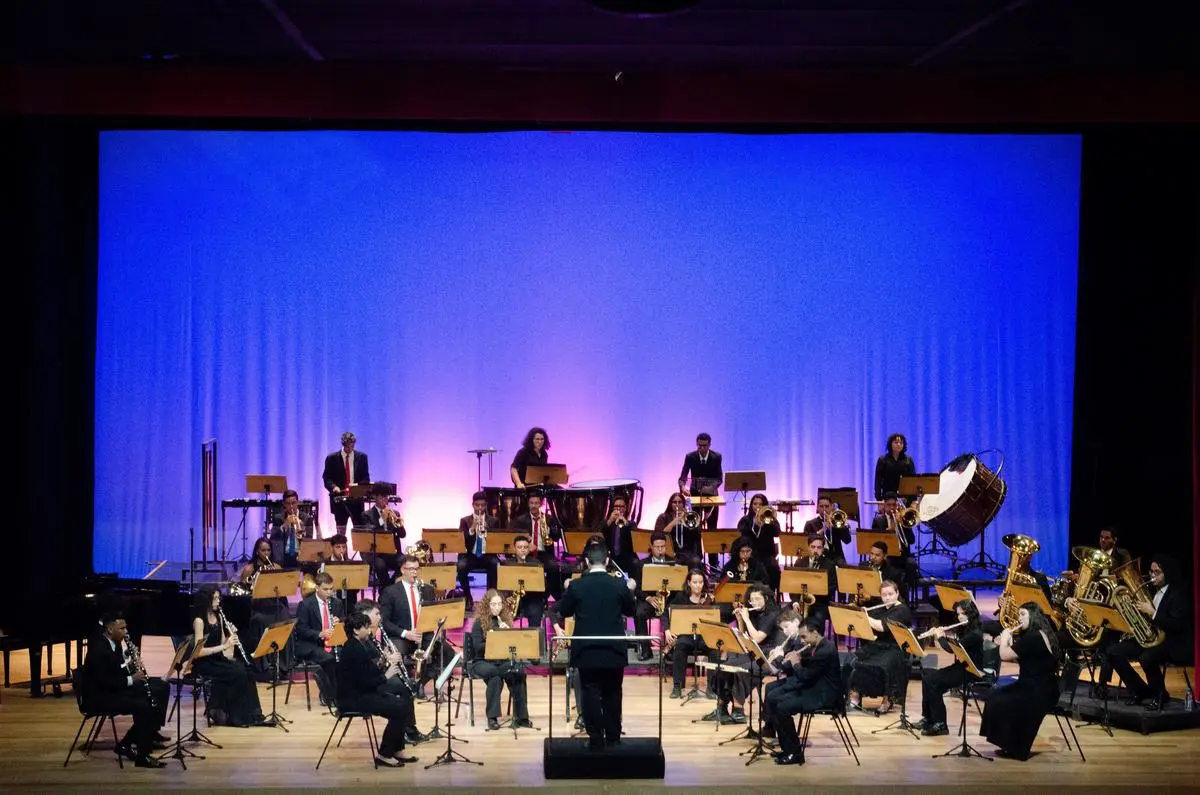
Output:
top-left (918, 452), bottom-right (1007, 547)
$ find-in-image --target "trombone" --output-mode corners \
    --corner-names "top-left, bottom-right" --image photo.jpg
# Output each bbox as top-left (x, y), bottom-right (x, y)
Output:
top-left (756, 505), bottom-right (777, 526)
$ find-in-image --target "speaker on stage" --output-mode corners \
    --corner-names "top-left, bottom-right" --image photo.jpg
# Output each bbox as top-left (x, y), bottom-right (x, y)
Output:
top-left (543, 737), bottom-right (665, 779)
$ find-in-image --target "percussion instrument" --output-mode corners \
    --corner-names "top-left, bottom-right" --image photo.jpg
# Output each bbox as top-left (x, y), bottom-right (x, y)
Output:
top-left (553, 478), bottom-right (644, 530)
top-left (918, 453), bottom-right (1007, 547)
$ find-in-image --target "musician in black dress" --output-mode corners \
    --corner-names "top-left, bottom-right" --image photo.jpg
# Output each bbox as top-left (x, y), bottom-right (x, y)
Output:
top-left (915, 599), bottom-right (982, 736)
top-left (737, 493), bottom-right (781, 590)
top-left (655, 491), bottom-right (702, 567)
top-left (336, 612), bottom-right (419, 767)
top-left (630, 532), bottom-right (676, 662)
top-left (874, 432), bottom-right (915, 500)
top-left (458, 490), bottom-right (499, 608)
top-left (722, 537), bottom-right (770, 587)
top-left (82, 613), bottom-right (171, 767)
top-left (238, 538), bottom-right (289, 676)
top-left (509, 426), bottom-right (549, 489)
top-left (845, 579), bottom-right (912, 714)
top-left (706, 584), bottom-right (780, 725)
top-left (802, 495), bottom-right (851, 563)
top-left (594, 493), bottom-right (636, 574)
top-left (358, 483), bottom-right (406, 588)
top-left (767, 618), bottom-right (841, 766)
top-left (981, 602), bottom-right (1061, 760)
top-left (322, 431), bottom-right (370, 530)
top-left (679, 432), bottom-right (723, 567)
top-left (189, 586), bottom-right (264, 727)
top-left (269, 489), bottom-right (316, 569)
top-left (664, 569), bottom-right (714, 699)
top-left (512, 492), bottom-right (564, 597)
top-left (469, 589), bottom-right (534, 731)
top-left (870, 492), bottom-right (918, 598)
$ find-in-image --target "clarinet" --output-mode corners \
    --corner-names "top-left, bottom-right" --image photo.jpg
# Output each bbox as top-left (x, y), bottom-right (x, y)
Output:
top-left (380, 631), bottom-right (421, 697)
top-left (216, 605), bottom-right (252, 666)
top-left (123, 637), bottom-right (156, 708)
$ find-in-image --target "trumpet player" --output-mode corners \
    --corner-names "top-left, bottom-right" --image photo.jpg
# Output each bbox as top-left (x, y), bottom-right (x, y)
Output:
top-left (512, 492), bottom-right (564, 597)
top-left (871, 493), bottom-right (917, 598)
top-left (457, 490), bottom-right (500, 609)
top-left (737, 493), bottom-right (781, 590)
top-left (914, 599), bottom-right (982, 737)
top-left (1107, 555), bottom-right (1193, 710)
top-left (802, 495), bottom-right (851, 564)
top-left (595, 494), bottom-right (636, 573)
top-left (360, 483), bottom-right (407, 587)
top-left (295, 572), bottom-right (342, 708)
top-left (322, 431), bottom-right (370, 531)
top-left (269, 489), bottom-right (315, 569)
top-left (189, 585), bottom-right (264, 727)
top-left (631, 532), bottom-right (676, 662)
top-left (655, 491), bottom-right (702, 567)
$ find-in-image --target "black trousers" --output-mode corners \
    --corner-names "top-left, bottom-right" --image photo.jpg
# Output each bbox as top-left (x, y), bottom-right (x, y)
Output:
top-left (330, 498), bottom-right (366, 531)
top-left (473, 662), bottom-right (529, 720)
top-left (710, 652), bottom-right (752, 706)
top-left (516, 596), bottom-right (546, 631)
top-left (364, 552), bottom-right (399, 590)
top-left (1108, 637), bottom-right (1175, 698)
top-left (295, 647), bottom-right (338, 703)
top-left (342, 693), bottom-right (413, 757)
top-left (91, 680), bottom-right (168, 755)
top-left (767, 683), bottom-right (826, 757)
top-left (633, 600), bottom-right (658, 650)
top-left (578, 667), bottom-right (624, 745)
top-left (456, 553), bottom-right (498, 597)
top-left (921, 663), bottom-right (969, 725)
top-left (671, 634), bottom-right (709, 688)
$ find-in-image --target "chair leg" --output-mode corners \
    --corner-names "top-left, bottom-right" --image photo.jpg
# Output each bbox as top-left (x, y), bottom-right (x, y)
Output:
top-left (315, 716), bottom-right (343, 770)
top-left (1056, 713), bottom-right (1085, 762)
top-left (304, 668), bottom-right (313, 711)
top-left (108, 716), bottom-right (123, 768)
top-left (364, 716), bottom-right (379, 767)
top-left (336, 715), bottom-right (356, 748)
top-left (63, 716), bottom-right (91, 767)
top-left (467, 675), bottom-right (476, 727)
top-left (284, 670), bottom-right (294, 705)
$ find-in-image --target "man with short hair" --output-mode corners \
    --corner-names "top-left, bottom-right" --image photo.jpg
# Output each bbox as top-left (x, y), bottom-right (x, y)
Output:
top-left (767, 618), bottom-right (841, 766)
top-left (630, 532), bottom-right (675, 661)
top-left (499, 534), bottom-right (548, 629)
top-left (458, 490), bottom-right (499, 608)
top-left (294, 571), bottom-right (341, 707)
top-left (322, 431), bottom-right (370, 531)
top-left (802, 495), bottom-right (851, 563)
top-left (679, 432), bottom-right (723, 569)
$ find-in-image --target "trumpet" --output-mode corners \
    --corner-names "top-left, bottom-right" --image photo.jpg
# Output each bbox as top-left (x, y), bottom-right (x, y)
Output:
top-left (756, 505), bottom-right (777, 526)
top-left (382, 506), bottom-right (404, 527)
top-left (917, 619), bottom-right (968, 639)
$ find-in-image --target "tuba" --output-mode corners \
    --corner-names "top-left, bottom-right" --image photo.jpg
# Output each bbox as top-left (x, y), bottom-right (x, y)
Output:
top-left (1064, 547), bottom-right (1114, 647)
top-left (405, 539), bottom-right (432, 566)
top-left (998, 534), bottom-right (1042, 631)
top-left (1108, 559), bottom-right (1166, 649)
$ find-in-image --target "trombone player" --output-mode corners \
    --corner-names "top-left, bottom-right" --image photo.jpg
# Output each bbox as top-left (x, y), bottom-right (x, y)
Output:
top-left (802, 495), bottom-right (852, 564)
top-left (871, 492), bottom-right (918, 600)
top-left (595, 494), bottom-right (636, 574)
top-left (737, 493), bottom-right (781, 591)
top-left (654, 492), bottom-right (702, 568)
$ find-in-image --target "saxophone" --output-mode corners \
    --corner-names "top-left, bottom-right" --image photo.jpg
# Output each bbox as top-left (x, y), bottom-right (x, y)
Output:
top-left (1065, 547), bottom-right (1114, 647)
top-left (538, 509), bottom-right (552, 549)
top-left (1108, 559), bottom-right (1166, 649)
top-left (998, 534), bottom-right (1042, 631)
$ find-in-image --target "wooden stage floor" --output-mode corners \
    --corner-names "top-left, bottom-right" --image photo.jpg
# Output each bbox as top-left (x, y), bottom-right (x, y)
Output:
top-left (2, 638), bottom-right (1199, 792)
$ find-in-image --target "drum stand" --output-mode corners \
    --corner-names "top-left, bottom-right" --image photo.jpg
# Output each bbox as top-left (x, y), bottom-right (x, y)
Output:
top-left (953, 528), bottom-right (1005, 577)
top-left (915, 525), bottom-right (959, 563)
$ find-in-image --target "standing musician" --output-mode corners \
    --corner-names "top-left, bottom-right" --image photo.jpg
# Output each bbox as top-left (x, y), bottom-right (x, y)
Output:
top-left (336, 612), bottom-right (420, 767)
top-left (512, 492), bottom-right (564, 597)
top-left (757, 610), bottom-right (805, 740)
top-left (737, 493), bottom-right (781, 590)
top-left (189, 586), bottom-right (264, 727)
top-left (845, 579), bottom-right (912, 714)
top-left (352, 599), bottom-right (429, 744)
top-left (705, 583), bottom-right (780, 725)
top-left (787, 534), bottom-right (835, 629)
top-left (664, 568), bottom-right (714, 699)
top-left (1107, 555), bottom-right (1194, 710)
top-left (469, 589), bottom-right (534, 731)
top-left (871, 492), bottom-right (918, 599)
top-left (802, 495), bottom-right (851, 564)
top-left (83, 613), bottom-right (171, 767)
top-left (269, 489), bottom-right (316, 569)
top-left (295, 571), bottom-right (342, 708)
top-left (555, 542), bottom-right (637, 750)
top-left (238, 537), bottom-right (289, 674)
top-left (766, 618), bottom-right (841, 767)
top-left (723, 536), bottom-right (770, 587)
top-left (358, 483), bottom-right (407, 588)
top-left (500, 534), bottom-right (550, 630)
top-left (509, 426), bottom-right (550, 489)
top-left (630, 531), bottom-right (676, 662)
top-left (323, 431), bottom-right (371, 531)
top-left (655, 491), bottom-right (702, 567)
top-left (678, 432), bottom-right (723, 569)
top-left (457, 490), bottom-right (500, 609)
top-left (380, 555), bottom-right (442, 689)
top-left (595, 493), bottom-right (637, 574)
top-left (915, 599), bottom-right (982, 737)
top-left (874, 432), bottom-right (915, 500)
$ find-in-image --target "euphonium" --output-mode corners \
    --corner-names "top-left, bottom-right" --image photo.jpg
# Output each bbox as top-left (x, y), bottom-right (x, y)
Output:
top-left (300, 573), bottom-right (317, 598)
top-left (1109, 559), bottom-right (1166, 649)
top-left (998, 534), bottom-right (1041, 631)
top-left (1065, 547), bottom-right (1114, 647)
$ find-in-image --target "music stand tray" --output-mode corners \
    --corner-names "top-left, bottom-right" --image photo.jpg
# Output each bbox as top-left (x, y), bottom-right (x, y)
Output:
top-left (690, 496), bottom-right (727, 507)
top-left (855, 531), bottom-right (896, 558)
top-left (299, 539), bottom-right (332, 563)
top-left (1006, 583), bottom-right (1056, 623)
top-left (246, 475), bottom-right (288, 495)
top-left (351, 530), bottom-right (397, 557)
top-left (524, 465), bottom-right (569, 488)
top-left (934, 583), bottom-right (975, 611)
top-left (898, 475), bottom-right (941, 500)
top-left (484, 532), bottom-right (523, 555)
top-left (778, 534), bottom-right (811, 559)
top-left (817, 487), bottom-right (860, 523)
top-left (562, 532), bottom-right (597, 557)
top-left (780, 568), bottom-right (830, 599)
top-left (641, 564), bottom-right (688, 594)
top-left (668, 606), bottom-right (722, 636)
top-left (723, 471), bottom-right (766, 492)
top-left (829, 605), bottom-right (877, 642)
top-left (322, 563), bottom-right (370, 591)
top-left (497, 564), bottom-right (546, 597)
top-left (415, 599), bottom-right (467, 635)
top-left (835, 566), bottom-right (882, 604)
top-left (420, 564), bottom-right (459, 595)
top-left (713, 580), bottom-right (751, 604)
top-left (424, 530), bottom-right (467, 559)
top-left (252, 569), bottom-right (301, 601)
top-left (701, 530), bottom-right (741, 557)
top-left (631, 530), bottom-right (654, 557)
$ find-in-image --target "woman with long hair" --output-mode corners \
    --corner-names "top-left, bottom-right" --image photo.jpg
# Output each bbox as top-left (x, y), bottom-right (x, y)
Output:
top-left (654, 492), bottom-right (702, 566)
top-left (980, 602), bottom-right (1062, 760)
top-left (189, 586), bottom-right (264, 726)
top-left (510, 427), bottom-right (550, 489)
top-left (469, 589), bottom-right (532, 730)
top-left (916, 599), bottom-right (983, 736)
top-left (664, 568), bottom-right (713, 698)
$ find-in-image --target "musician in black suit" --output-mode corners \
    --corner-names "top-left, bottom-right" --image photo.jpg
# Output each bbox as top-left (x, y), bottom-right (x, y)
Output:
top-left (655, 492), bottom-right (702, 567)
top-left (358, 483), bottom-right (406, 588)
top-left (294, 572), bottom-right (342, 707)
top-left (512, 492), bottom-right (564, 597)
top-left (509, 426), bottom-right (550, 489)
top-left (336, 612), bottom-right (419, 767)
top-left (555, 542), bottom-right (637, 750)
top-left (498, 535), bottom-right (549, 630)
top-left (767, 618), bottom-right (842, 766)
top-left (594, 493), bottom-right (637, 574)
top-left (874, 432), bottom-right (915, 500)
top-left (1107, 555), bottom-right (1194, 710)
top-left (679, 432), bottom-right (723, 568)
top-left (789, 534), bottom-right (836, 630)
top-left (269, 489), bottom-right (316, 569)
top-left (380, 555), bottom-right (435, 658)
top-left (866, 541), bottom-right (902, 592)
top-left (458, 490), bottom-right (500, 607)
top-left (1056, 525), bottom-right (1131, 694)
top-left (630, 532), bottom-right (676, 662)
top-left (322, 431), bottom-right (370, 530)
top-left (758, 609), bottom-right (806, 740)
top-left (802, 495), bottom-right (851, 563)
top-left (82, 614), bottom-right (170, 768)
top-left (737, 493), bottom-right (781, 590)
top-left (871, 492), bottom-right (918, 598)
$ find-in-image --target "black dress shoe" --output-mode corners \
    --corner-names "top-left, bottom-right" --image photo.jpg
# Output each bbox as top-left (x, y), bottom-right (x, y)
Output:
top-left (924, 722), bottom-right (950, 737)
top-left (700, 708), bottom-right (722, 722)
top-left (133, 755), bottom-right (167, 769)
top-left (1145, 692), bottom-right (1169, 711)
top-left (487, 718), bottom-right (501, 731)
top-left (405, 729), bottom-right (429, 744)
top-left (114, 743), bottom-right (138, 761)
top-left (774, 752), bottom-right (805, 766)
top-left (393, 754), bottom-right (419, 764)
top-left (374, 755), bottom-right (401, 767)
top-left (1124, 694), bottom-right (1146, 706)
top-left (637, 646), bottom-right (653, 662)
top-left (153, 732), bottom-right (170, 743)
top-left (514, 718), bottom-right (535, 729)
top-left (574, 716), bottom-right (585, 730)
top-left (729, 709), bottom-right (747, 724)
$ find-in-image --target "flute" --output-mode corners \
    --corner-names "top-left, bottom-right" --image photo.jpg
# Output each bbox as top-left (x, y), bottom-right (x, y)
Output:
top-left (864, 601), bottom-right (897, 613)
top-left (917, 619), bottom-right (968, 639)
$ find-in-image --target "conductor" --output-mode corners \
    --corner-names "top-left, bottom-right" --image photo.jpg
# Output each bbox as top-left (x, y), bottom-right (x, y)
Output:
top-left (555, 542), bottom-right (636, 750)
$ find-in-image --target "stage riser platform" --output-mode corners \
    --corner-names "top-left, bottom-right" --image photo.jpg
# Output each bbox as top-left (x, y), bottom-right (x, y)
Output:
top-left (1060, 685), bottom-right (1200, 735)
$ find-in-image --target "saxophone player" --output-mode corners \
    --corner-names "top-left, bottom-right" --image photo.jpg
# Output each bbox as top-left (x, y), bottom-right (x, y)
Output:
top-left (457, 490), bottom-right (499, 609)
top-left (360, 483), bottom-right (407, 587)
top-left (512, 492), bottom-right (563, 597)
top-left (631, 532), bottom-right (676, 662)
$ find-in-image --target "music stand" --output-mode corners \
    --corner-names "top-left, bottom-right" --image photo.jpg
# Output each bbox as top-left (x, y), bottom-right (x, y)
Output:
top-left (835, 566), bottom-right (882, 608)
top-left (351, 530), bottom-right (397, 598)
top-left (935, 583), bottom-right (975, 613)
top-left (421, 564), bottom-right (459, 596)
top-left (467, 446), bottom-right (499, 492)
top-left (932, 638), bottom-right (989, 761)
top-left (780, 568), bottom-right (829, 611)
top-left (875, 621), bottom-right (924, 739)
top-left (485, 532), bottom-right (523, 555)
top-left (702, 529), bottom-right (741, 566)
top-left (524, 465), bottom-right (568, 489)
top-left (829, 604), bottom-right (877, 643)
top-left (483, 628), bottom-right (542, 737)
top-left (1006, 583), bottom-right (1056, 622)
top-left (424, 650), bottom-right (480, 769)
top-left (727, 627), bottom-right (771, 763)
top-left (496, 565), bottom-right (545, 633)
top-left (855, 531), bottom-right (896, 559)
top-left (157, 642), bottom-right (215, 767)
top-left (695, 619), bottom-right (747, 731)
top-left (252, 569), bottom-right (300, 601)
top-left (642, 563), bottom-right (687, 593)
top-left (323, 563), bottom-right (369, 607)
top-left (669, 606), bottom-right (721, 705)
top-left (299, 539), bottom-right (332, 563)
top-left (817, 487), bottom-right (860, 524)
top-left (778, 533), bottom-right (811, 564)
top-left (563, 532), bottom-right (597, 557)
top-left (415, 599), bottom-right (467, 635)
top-left (631, 530), bottom-right (654, 557)
top-left (252, 619), bottom-right (297, 731)
top-left (1076, 601), bottom-right (1132, 736)
top-left (423, 530), bottom-right (466, 562)
top-left (713, 580), bottom-right (750, 604)
top-left (724, 471), bottom-right (766, 516)
top-left (245, 474), bottom-right (288, 558)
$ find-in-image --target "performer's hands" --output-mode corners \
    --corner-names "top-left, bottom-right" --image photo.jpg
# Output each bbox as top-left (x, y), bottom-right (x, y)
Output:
top-left (403, 629), bottom-right (421, 642)
top-left (132, 670), bottom-right (147, 682)
top-left (783, 651), bottom-right (801, 666)
top-left (664, 630), bottom-right (676, 644)
top-left (332, 486), bottom-right (342, 494)
top-left (626, 578), bottom-right (637, 591)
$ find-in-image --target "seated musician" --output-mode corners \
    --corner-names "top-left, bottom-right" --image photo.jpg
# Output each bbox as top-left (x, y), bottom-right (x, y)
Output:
top-left (758, 610), bottom-right (806, 740)
top-left (470, 589), bottom-right (534, 731)
top-left (766, 617), bottom-right (841, 767)
top-left (705, 584), bottom-right (781, 726)
top-left (1056, 525), bottom-right (1130, 696)
top-left (655, 491), bottom-right (702, 568)
top-left (189, 586), bottom-right (264, 727)
top-left (630, 531), bottom-right (676, 662)
top-left (664, 568), bottom-right (714, 699)
top-left (594, 493), bottom-right (637, 574)
top-left (358, 483), bottom-right (406, 588)
top-left (737, 493), bottom-right (781, 590)
top-left (269, 489), bottom-right (315, 569)
top-left (319, 534), bottom-right (359, 614)
top-left (512, 492), bottom-right (564, 597)
top-left (865, 540), bottom-right (902, 586)
top-left (352, 598), bottom-right (429, 744)
top-left (457, 490), bottom-right (499, 609)
top-left (845, 579), bottom-right (912, 714)
top-left (870, 492), bottom-right (918, 598)
top-left (83, 613), bottom-right (171, 768)
top-left (295, 571), bottom-right (341, 708)
top-left (801, 495), bottom-right (851, 564)
top-left (915, 598), bottom-right (983, 736)
top-left (723, 536), bottom-right (770, 587)
top-left (787, 534), bottom-right (835, 629)
top-left (337, 612), bottom-right (419, 767)
top-left (499, 535), bottom-right (549, 630)
top-left (380, 555), bottom-right (441, 689)
top-left (1107, 555), bottom-right (1194, 710)
top-left (238, 537), bottom-right (289, 675)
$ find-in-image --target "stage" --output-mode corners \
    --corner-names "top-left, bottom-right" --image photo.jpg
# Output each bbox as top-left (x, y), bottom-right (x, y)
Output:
top-left (2, 638), bottom-right (1197, 791)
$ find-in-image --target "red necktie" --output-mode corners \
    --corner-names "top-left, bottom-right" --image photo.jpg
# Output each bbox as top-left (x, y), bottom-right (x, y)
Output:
top-left (409, 583), bottom-right (420, 629)
top-left (320, 599), bottom-right (332, 651)
top-left (344, 454), bottom-right (351, 489)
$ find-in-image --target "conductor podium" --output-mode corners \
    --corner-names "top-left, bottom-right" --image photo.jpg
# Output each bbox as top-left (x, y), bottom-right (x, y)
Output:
top-left (543, 736), bottom-right (665, 780)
